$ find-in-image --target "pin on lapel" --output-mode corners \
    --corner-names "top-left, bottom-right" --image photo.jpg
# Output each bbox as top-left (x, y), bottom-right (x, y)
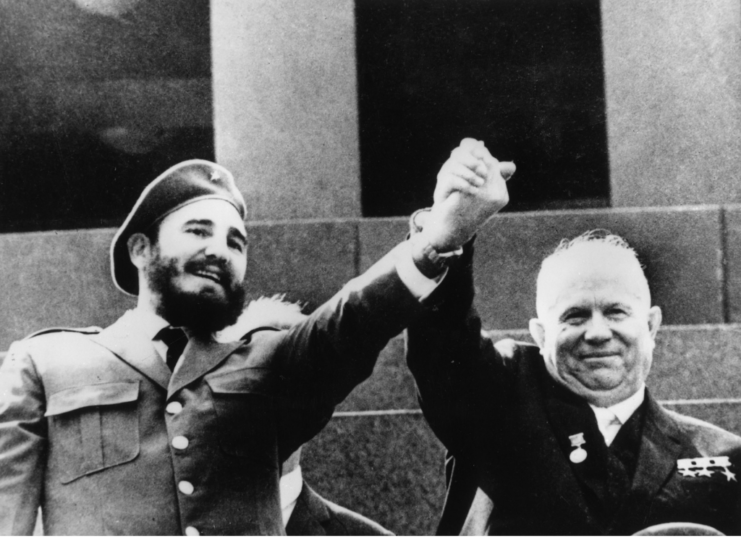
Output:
top-left (677, 456), bottom-right (736, 481)
top-left (569, 432), bottom-right (587, 463)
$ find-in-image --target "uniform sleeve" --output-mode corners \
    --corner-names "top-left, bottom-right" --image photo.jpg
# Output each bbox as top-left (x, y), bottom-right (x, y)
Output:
top-left (0, 344), bottom-right (47, 536)
top-left (271, 241), bottom-right (427, 458)
top-left (405, 241), bottom-right (515, 458)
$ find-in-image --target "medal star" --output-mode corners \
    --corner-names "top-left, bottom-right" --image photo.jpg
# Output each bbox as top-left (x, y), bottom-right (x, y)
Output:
top-left (696, 467), bottom-right (714, 477)
top-left (722, 468), bottom-right (737, 482)
top-left (678, 469), bottom-right (697, 477)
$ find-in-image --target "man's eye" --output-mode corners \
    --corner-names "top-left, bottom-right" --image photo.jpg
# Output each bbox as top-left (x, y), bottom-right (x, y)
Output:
top-left (187, 228), bottom-right (207, 237)
top-left (606, 309), bottom-right (627, 319)
top-left (563, 312), bottom-right (587, 324)
top-left (229, 239), bottom-right (245, 252)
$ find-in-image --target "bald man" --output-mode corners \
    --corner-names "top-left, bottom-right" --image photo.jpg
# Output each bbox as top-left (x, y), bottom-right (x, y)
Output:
top-left (405, 142), bottom-right (741, 535)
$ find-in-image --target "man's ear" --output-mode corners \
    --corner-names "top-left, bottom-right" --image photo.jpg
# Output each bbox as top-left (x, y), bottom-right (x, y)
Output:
top-left (529, 318), bottom-right (546, 350)
top-left (648, 305), bottom-right (662, 340)
top-left (127, 233), bottom-right (152, 270)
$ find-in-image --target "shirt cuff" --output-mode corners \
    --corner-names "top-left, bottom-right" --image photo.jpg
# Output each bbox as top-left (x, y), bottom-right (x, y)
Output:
top-left (397, 244), bottom-right (445, 300)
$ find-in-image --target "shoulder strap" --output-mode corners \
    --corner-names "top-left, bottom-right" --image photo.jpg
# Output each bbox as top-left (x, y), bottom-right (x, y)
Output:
top-left (239, 326), bottom-right (281, 341)
top-left (24, 326), bottom-right (103, 340)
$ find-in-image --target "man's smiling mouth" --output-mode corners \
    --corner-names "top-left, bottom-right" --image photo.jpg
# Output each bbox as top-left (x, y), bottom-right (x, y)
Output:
top-left (192, 269), bottom-right (224, 284)
top-left (580, 351), bottom-right (621, 360)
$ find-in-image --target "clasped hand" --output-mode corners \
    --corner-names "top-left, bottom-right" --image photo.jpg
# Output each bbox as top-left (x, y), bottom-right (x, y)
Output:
top-left (421, 138), bottom-right (515, 252)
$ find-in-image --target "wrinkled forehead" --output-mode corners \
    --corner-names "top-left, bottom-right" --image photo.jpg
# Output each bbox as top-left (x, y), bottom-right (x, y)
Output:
top-left (159, 198), bottom-right (246, 233)
top-left (536, 242), bottom-right (650, 316)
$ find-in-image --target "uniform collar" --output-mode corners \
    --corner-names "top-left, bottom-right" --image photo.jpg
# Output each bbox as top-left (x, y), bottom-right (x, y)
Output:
top-left (130, 307), bottom-right (171, 343)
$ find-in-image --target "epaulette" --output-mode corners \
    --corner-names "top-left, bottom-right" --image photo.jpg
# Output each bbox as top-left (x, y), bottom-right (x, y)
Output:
top-left (239, 326), bottom-right (282, 341)
top-left (24, 326), bottom-right (103, 340)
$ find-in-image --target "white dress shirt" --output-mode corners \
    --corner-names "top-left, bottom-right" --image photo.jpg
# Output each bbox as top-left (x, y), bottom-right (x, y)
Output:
top-left (279, 465), bottom-right (304, 526)
top-left (589, 384), bottom-right (646, 446)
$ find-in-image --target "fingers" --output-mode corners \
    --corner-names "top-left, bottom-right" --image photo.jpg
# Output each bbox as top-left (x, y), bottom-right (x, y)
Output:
top-left (460, 138), bottom-right (517, 182)
top-left (499, 161), bottom-right (516, 181)
top-left (444, 174), bottom-right (483, 197)
top-left (446, 162), bottom-right (484, 188)
top-left (450, 146), bottom-right (488, 179)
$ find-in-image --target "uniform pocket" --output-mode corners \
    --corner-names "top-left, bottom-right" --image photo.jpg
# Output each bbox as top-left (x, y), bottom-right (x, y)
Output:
top-left (206, 369), bottom-right (277, 466)
top-left (46, 381), bottom-right (140, 484)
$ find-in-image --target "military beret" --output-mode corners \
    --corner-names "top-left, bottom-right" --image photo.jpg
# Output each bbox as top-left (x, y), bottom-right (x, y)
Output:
top-left (110, 159), bottom-right (247, 296)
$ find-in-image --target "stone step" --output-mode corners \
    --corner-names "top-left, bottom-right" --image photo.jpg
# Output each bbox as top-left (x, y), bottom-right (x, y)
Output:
top-left (4, 205), bottom-right (741, 350)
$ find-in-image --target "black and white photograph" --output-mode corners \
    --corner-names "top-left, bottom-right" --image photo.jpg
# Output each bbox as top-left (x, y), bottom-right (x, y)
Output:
top-left (1, 0), bottom-right (741, 535)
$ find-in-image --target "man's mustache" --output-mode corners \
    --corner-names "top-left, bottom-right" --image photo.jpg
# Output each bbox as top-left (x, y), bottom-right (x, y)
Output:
top-left (184, 258), bottom-right (234, 286)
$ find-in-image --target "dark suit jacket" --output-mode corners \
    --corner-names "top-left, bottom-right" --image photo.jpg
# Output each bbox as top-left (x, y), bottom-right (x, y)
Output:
top-left (286, 483), bottom-right (393, 536)
top-left (406, 244), bottom-right (741, 535)
top-left (0, 245), bottom-right (424, 535)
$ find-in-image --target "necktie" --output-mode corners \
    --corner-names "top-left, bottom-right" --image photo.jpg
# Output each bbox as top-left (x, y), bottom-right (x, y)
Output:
top-left (157, 327), bottom-right (188, 371)
top-left (593, 407), bottom-right (622, 446)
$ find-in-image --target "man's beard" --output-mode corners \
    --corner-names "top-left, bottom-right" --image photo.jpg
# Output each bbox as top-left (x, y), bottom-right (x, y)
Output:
top-left (147, 253), bottom-right (246, 336)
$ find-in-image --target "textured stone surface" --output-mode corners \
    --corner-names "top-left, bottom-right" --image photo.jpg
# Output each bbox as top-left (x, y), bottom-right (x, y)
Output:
top-left (0, 228), bottom-right (134, 350)
top-left (475, 206), bottom-right (724, 328)
top-left (337, 335), bottom-right (418, 412)
top-left (649, 324), bottom-right (741, 401)
top-left (341, 324), bottom-right (741, 412)
top-left (301, 414), bottom-right (446, 536)
top-left (602, 0), bottom-right (741, 207)
top-left (212, 0), bottom-right (361, 220)
top-left (357, 218), bottom-right (409, 272)
top-left (724, 206), bottom-right (741, 322)
top-left (663, 402), bottom-right (741, 437)
top-left (356, 207), bottom-right (723, 329)
top-left (0, 206), bottom-right (728, 350)
top-left (484, 326), bottom-right (741, 402)
top-left (242, 220), bottom-right (357, 311)
top-left (0, 221), bottom-right (358, 349)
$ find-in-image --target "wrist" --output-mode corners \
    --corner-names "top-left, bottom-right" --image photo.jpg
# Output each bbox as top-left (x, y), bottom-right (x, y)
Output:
top-left (409, 208), bottom-right (465, 253)
top-left (409, 231), bottom-right (463, 279)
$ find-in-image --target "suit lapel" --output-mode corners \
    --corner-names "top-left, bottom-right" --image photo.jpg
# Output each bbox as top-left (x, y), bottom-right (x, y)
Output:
top-left (167, 337), bottom-right (244, 397)
top-left (540, 372), bottom-right (608, 507)
top-left (89, 311), bottom-right (171, 390)
top-left (285, 485), bottom-right (330, 536)
top-left (616, 391), bottom-right (683, 526)
top-left (521, 359), bottom-right (600, 533)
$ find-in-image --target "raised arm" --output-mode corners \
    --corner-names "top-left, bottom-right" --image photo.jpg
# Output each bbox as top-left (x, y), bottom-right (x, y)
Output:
top-left (406, 138), bottom-right (519, 456)
top-left (270, 138), bottom-right (516, 458)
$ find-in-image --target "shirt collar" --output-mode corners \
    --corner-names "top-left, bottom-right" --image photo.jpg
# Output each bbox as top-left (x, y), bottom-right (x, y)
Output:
top-left (130, 307), bottom-right (171, 343)
top-left (279, 465), bottom-right (303, 526)
top-left (590, 383), bottom-right (646, 425)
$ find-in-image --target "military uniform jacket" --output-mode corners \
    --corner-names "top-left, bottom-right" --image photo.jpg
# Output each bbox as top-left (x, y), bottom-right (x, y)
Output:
top-left (405, 244), bottom-right (741, 535)
top-left (285, 483), bottom-right (393, 536)
top-left (0, 246), bottom-right (424, 536)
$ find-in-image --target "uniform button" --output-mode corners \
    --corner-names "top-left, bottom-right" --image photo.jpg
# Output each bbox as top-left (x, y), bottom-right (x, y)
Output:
top-left (178, 481), bottom-right (194, 495)
top-left (166, 402), bottom-right (183, 415)
top-left (185, 526), bottom-right (200, 536)
top-left (172, 436), bottom-right (189, 450)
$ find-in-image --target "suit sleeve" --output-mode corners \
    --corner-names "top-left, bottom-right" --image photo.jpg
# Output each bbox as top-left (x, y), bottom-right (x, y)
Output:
top-left (0, 343), bottom-right (47, 536)
top-left (405, 241), bottom-right (515, 459)
top-left (271, 241), bottom-right (428, 458)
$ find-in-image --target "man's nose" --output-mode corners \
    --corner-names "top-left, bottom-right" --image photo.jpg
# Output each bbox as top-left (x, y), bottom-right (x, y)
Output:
top-left (584, 313), bottom-right (612, 342)
top-left (203, 236), bottom-right (230, 259)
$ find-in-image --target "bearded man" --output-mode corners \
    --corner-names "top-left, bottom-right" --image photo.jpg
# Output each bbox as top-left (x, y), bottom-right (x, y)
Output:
top-left (0, 146), bottom-right (512, 535)
top-left (405, 151), bottom-right (741, 534)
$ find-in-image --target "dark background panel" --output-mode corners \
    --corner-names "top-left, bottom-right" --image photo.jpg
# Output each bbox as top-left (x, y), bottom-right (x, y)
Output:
top-left (0, 0), bottom-right (213, 232)
top-left (356, 0), bottom-right (609, 216)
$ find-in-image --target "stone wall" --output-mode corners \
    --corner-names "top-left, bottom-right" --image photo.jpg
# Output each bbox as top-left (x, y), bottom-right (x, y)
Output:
top-left (2, 204), bottom-right (739, 349)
